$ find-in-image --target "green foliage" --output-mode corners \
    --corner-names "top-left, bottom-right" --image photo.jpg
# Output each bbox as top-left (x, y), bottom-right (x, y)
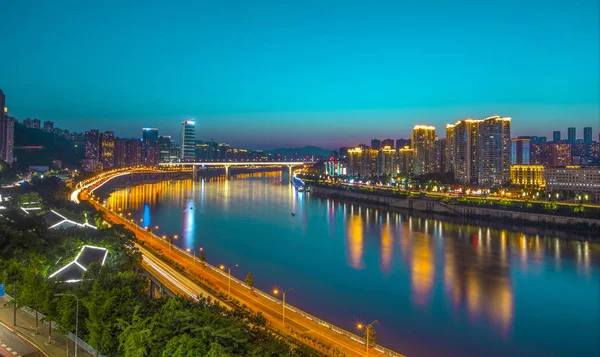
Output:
top-left (245, 272), bottom-right (254, 289)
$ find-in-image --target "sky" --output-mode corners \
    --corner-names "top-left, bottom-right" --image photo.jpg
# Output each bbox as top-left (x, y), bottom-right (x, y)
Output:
top-left (1, 0), bottom-right (598, 149)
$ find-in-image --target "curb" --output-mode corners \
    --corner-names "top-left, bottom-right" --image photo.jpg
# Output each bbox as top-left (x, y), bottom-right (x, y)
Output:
top-left (0, 321), bottom-right (51, 357)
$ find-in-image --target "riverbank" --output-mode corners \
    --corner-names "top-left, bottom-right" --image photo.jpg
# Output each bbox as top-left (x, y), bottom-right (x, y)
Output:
top-left (311, 185), bottom-right (600, 241)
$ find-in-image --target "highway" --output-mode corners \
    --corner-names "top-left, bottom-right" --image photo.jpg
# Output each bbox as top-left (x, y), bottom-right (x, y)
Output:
top-left (77, 174), bottom-right (404, 357)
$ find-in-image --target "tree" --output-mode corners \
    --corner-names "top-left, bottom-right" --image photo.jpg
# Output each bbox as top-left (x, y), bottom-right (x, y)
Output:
top-left (244, 273), bottom-right (254, 290)
top-left (199, 251), bottom-right (206, 263)
top-left (364, 324), bottom-right (377, 348)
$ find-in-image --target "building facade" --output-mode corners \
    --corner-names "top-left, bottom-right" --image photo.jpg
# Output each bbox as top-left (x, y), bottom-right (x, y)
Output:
top-left (181, 120), bottom-right (196, 161)
top-left (510, 165), bottom-right (545, 187)
top-left (567, 127), bottom-right (576, 143)
top-left (0, 90), bottom-right (14, 165)
top-left (43, 121), bottom-right (54, 132)
top-left (553, 131), bottom-right (561, 142)
top-left (511, 138), bottom-right (531, 165)
top-left (550, 143), bottom-right (571, 166)
top-left (583, 127), bottom-right (592, 144)
top-left (545, 166), bottom-right (600, 202)
top-left (378, 146), bottom-right (397, 176)
top-left (100, 131), bottom-right (115, 169)
top-left (397, 146), bottom-right (414, 175)
top-left (412, 125), bottom-right (436, 176)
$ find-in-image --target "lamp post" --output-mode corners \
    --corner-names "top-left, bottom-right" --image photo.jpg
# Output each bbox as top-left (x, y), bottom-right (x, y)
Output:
top-left (273, 288), bottom-right (294, 325)
top-left (220, 264), bottom-right (238, 295)
top-left (55, 293), bottom-right (79, 357)
top-left (356, 320), bottom-right (377, 357)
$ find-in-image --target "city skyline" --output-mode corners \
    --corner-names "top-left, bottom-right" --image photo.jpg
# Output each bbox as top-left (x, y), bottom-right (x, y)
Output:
top-left (2, 0), bottom-right (598, 148)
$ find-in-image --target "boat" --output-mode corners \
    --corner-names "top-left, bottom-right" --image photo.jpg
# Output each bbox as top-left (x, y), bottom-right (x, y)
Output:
top-left (291, 213), bottom-right (295, 216)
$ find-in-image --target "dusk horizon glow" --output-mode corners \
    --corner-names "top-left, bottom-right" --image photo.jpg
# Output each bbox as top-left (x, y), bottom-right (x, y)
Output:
top-left (2, 0), bottom-right (598, 149)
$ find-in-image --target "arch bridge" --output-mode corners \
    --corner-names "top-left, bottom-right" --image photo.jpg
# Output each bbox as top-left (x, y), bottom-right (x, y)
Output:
top-left (159, 161), bottom-right (315, 180)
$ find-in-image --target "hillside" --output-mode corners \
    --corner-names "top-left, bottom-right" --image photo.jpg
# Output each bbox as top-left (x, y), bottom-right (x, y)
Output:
top-left (12, 123), bottom-right (84, 169)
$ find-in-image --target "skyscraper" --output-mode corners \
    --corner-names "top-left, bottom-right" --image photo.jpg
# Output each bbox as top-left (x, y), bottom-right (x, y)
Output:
top-left (100, 131), bottom-right (115, 169)
top-left (478, 116), bottom-right (511, 186)
top-left (550, 143), bottom-right (572, 166)
top-left (398, 146), bottom-right (414, 175)
top-left (142, 128), bottom-right (159, 144)
top-left (396, 139), bottom-right (411, 150)
top-left (511, 138), bottom-right (531, 165)
top-left (583, 127), bottom-right (592, 144)
top-left (378, 145), bottom-right (396, 176)
top-left (85, 130), bottom-right (100, 160)
top-left (446, 116), bottom-right (511, 186)
top-left (126, 139), bottom-right (143, 166)
top-left (32, 118), bottom-right (40, 129)
top-left (567, 127), bottom-right (576, 143)
top-left (159, 135), bottom-right (172, 162)
top-left (23, 117), bottom-right (32, 127)
top-left (181, 120), bottom-right (196, 161)
top-left (412, 125), bottom-right (436, 175)
top-left (114, 138), bottom-right (127, 168)
top-left (553, 131), bottom-right (561, 142)
top-left (0, 90), bottom-right (14, 165)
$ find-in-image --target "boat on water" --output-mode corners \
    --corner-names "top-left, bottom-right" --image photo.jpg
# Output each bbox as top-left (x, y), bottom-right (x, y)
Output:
top-left (291, 176), bottom-right (309, 192)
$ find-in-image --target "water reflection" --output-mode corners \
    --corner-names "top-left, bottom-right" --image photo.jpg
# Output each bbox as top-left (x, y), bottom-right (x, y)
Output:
top-left (105, 176), bottom-right (599, 357)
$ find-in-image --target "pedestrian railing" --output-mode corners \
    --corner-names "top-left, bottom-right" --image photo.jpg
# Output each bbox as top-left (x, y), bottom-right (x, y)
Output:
top-left (2, 293), bottom-right (105, 357)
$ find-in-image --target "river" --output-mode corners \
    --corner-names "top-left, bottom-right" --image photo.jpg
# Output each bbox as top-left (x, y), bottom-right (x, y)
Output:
top-left (103, 173), bottom-right (600, 357)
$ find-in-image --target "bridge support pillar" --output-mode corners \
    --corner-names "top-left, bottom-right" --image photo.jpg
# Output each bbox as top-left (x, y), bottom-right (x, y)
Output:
top-left (224, 164), bottom-right (230, 180)
top-left (192, 165), bottom-right (198, 181)
top-left (287, 164), bottom-right (294, 181)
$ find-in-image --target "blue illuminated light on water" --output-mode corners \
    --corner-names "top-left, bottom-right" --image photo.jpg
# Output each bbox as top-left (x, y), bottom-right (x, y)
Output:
top-left (105, 174), bottom-right (600, 357)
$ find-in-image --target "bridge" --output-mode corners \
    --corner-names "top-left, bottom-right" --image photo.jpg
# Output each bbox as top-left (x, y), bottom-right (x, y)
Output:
top-left (159, 161), bottom-right (316, 180)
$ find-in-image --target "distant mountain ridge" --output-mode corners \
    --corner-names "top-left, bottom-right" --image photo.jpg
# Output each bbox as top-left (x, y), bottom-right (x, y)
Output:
top-left (268, 146), bottom-right (332, 158)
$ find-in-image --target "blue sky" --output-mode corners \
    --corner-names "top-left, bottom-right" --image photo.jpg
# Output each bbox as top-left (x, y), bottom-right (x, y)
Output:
top-left (1, 0), bottom-right (598, 149)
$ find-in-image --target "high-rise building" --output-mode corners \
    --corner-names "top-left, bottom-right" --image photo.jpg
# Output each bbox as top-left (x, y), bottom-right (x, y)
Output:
top-left (43, 121), bottom-right (54, 132)
top-left (142, 128), bottom-right (159, 144)
top-left (382, 138), bottom-right (394, 149)
top-left (550, 143), bottom-right (572, 166)
top-left (347, 147), bottom-right (365, 178)
top-left (100, 131), bottom-right (115, 169)
top-left (567, 127), bottom-right (576, 143)
top-left (530, 142), bottom-right (552, 166)
top-left (412, 125), bottom-right (436, 175)
top-left (396, 139), bottom-right (411, 151)
top-left (435, 137), bottom-right (446, 173)
top-left (519, 135), bottom-right (546, 143)
top-left (85, 130), bottom-right (100, 160)
top-left (125, 139), bottom-right (142, 166)
top-left (114, 138), bottom-right (127, 168)
top-left (0, 90), bottom-right (14, 165)
top-left (181, 120), bottom-right (196, 161)
top-left (553, 131), bottom-right (561, 142)
top-left (159, 135), bottom-right (172, 162)
top-left (511, 138), bottom-right (531, 165)
top-left (397, 146), bottom-right (414, 175)
top-left (583, 127), bottom-right (592, 144)
top-left (378, 146), bottom-right (396, 176)
top-left (32, 118), bottom-right (40, 129)
top-left (23, 117), bottom-right (32, 127)
top-left (371, 139), bottom-right (381, 150)
top-left (446, 116), bottom-right (511, 186)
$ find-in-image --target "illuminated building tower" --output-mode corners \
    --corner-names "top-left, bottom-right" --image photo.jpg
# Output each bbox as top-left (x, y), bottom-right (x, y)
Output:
top-left (114, 138), bottom-right (126, 168)
top-left (85, 130), bottom-right (100, 160)
top-left (583, 127), bottom-right (592, 144)
top-left (0, 90), bottom-right (14, 165)
top-left (398, 146), bottom-right (415, 175)
top-left (382, 138), bottom-right (394, 149)
top-left (511, 138), bottom-right (531, 165)
top-left (412, 125), bottom-right (436, 175)
top-left (567, 127), bottom-right (576, 143)
top-left (181, 120), bottom-right (196, 161)
top-left (444, 124), bottom-right (456, 174)
top-left (347, 147), bottom-right (364, 177)
top-left (530, 143), bottom-right (552, 166)
top-left (446, 119), bottom-right (480, 184)
top-left (550, 143), bottom-right (572, 166)
top-left (396, 138), bottom-right (411, 150)
top-left (378, 145), bottom-right (397, 176)
top-left (100, 131), bottom-right (115, 169)
top-left (371, 139), bottom-right (381, 150)
top-left (43, 121), bottom-right (54, 132)
top-left (478, 116), bottom-right (511, 186)
top-left (553, 131), bottom-right (561, 142)
top-left (435, 137), bottom-right (446, 173)
top-left (366, 148), bottom-right (379, 178)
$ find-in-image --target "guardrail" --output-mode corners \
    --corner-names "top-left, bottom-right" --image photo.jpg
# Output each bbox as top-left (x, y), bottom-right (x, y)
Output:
top-left (2, 293), bottom-right (104, 357)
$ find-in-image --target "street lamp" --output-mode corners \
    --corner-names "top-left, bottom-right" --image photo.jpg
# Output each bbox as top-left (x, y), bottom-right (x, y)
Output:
top-left (356, 320), bottom-right (378, 357)
top-left (55, 293), bottom-right (79, 357)
top-left (273, 287), bottom-right (294, 325)
top-left (220, 264), bottom-right (238, 295)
